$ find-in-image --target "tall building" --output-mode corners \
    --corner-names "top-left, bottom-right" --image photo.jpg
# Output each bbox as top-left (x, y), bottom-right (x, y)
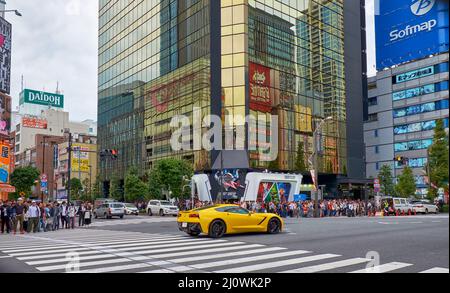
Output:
top-left (98, 0), bottom-right (368, 199)
top-left (364, 53), bottom-right (449, 197)
top-left (365, 0), bottom-right (449, 197)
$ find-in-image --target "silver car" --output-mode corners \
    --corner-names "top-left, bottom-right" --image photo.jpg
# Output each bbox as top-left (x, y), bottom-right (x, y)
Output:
top-left (94, 203), bottom-right (125, 219)
top-left (146, 200), bottom-right (179, 217)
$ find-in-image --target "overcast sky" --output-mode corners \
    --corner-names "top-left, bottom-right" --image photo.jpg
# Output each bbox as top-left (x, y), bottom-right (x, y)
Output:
top-left (5, 0), bottom-right (376, 122)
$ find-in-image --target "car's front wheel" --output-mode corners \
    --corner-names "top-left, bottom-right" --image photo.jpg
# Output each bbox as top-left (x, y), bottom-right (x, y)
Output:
top-left (148, 209), bottom-right (153, 216)
top-left (209, 220), bottom-right (226, 238)
top-left (159, 210), bottom-right (164, 217)
top-left (267, 218), bottom-right (281, 234)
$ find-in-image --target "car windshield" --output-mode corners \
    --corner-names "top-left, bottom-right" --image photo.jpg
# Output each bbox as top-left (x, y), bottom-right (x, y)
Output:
top-left (194, 205), bottom-right (220, 211)
top-left (125, 204), bottom-right (136, 208)
top-left (111, 204), bottom-right (123, 208)
top-left (160, 201), bottom-right (172, 206)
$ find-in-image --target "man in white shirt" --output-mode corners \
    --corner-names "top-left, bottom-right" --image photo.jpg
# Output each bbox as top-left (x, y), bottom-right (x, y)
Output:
top-left (27, 201), bottom-right (41, 233)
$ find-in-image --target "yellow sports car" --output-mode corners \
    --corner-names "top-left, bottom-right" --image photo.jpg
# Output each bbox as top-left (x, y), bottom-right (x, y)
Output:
top-left (177, 204), bottom-right (283, 238)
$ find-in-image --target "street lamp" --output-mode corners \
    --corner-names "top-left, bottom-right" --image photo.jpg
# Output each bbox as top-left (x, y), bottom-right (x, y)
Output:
top-left (0, 9), bottom-right (22, 17)
top-left (309, 116), bottom-right (333, 218)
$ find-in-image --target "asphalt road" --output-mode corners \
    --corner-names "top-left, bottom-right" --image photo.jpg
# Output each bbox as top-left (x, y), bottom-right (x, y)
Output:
top-left (0, 214), bottom-right (448, 273)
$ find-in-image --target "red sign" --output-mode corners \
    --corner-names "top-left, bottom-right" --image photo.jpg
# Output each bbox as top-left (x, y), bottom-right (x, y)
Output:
top-left (0, 184), bottom-right (15, 193)
top-left (249, 62), bottom-right (272, 113)
top-left (22, 117), bottom-right (48, 129)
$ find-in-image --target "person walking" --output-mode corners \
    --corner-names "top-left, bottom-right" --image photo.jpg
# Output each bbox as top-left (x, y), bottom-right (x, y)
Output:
top-left (68, 203), bottom-right (76, 229)
top-left (77, 203), bottom-right (86, 227)
top-left (13, 199), bottom-right (25, 234)
top-left (0, 201), bottom-right (11, 234)
top-left (60, 201), bottom-right (69, 229)
top-left (46, 204), bottom-right (54, 232)
top-left (53, 202), bottom-right (61, 231)
top-left (26, 201), bottom-right (41, 233)
top-left (83, 203), bottom-right (92, 227)
top-left (8, 201), bottom-right (16, 234)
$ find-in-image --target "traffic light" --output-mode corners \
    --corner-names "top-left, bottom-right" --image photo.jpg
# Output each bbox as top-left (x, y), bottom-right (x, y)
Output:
top-left (394, 156), bottom-right (408, 166)
top-left (100, 149), bottom-right (119, 160)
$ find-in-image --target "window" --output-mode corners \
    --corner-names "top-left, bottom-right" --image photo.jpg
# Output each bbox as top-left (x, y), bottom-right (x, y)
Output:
top-left (374, 130), bottom-right (378, 137)
top-left (375, 146), bottom-right (379, 154)
top-left (394, 119), bottom-right (448, 134)
top-left (228, 208), bottom-right (249, 215)
top-left (368, 97), bottom-right (378, 106)
top-left (393, 100), bottom-right (445, 118)
top-left (367, 113), bottom-right (378, 122)
top-left (375, 162), bottom-right (380, 170)
top-left (392, 84), bottom-right (435, 101)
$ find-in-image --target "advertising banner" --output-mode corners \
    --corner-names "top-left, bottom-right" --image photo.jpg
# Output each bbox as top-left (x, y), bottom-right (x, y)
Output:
top-left (0, 17), bottom-right (11, 94)
top-left (20, 89), bottom-right (64, 108)
top-left (209, 169), bottom-right (246, 201)
top-left (22, 117), bottom-right (48, 129)
top-left (249, 62), bottom-right (272, 113)
top-left (256, 181), bottom-right (292, 203)
top-left (376, 0), bottom-right (449, 70)
top-left (0, 93), bottom-right (11, 138)
top-left (0, 143), bottom-right (10, 183)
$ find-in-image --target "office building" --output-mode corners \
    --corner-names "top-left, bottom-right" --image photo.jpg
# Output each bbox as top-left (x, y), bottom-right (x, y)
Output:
top-left (98, 0), bottom-right (368, 199)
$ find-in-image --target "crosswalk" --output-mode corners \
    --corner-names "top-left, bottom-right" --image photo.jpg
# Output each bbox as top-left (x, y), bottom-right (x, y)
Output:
top-left (86, 217), bottom-right (176, 227)
top-left (0, 229), bottom-right (448, 274)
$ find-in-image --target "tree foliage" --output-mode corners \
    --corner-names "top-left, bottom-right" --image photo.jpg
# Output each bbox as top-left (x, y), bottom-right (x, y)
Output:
top-left (110, 175), bottom-right (123, 201)
top-left (378, 164), bottom-right (395, 196)
top-left (294, 141), bottom-right (307, 172)
top-left (70, 178), bottom-right (83, 200)
top-left (427, 119), bottom-right (449, 199)
top-left (10, 166), bottom-right (40, 198)
top-left (148, 158), bottom-right (193, 199)
top-left (124, 166), bottom-right (148, 202)
top-left (395, 166), bottom-right (416, 198)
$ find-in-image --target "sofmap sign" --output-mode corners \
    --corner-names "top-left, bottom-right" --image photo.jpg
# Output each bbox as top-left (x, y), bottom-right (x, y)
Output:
top-left (376, 0), bottom-right (449, 70)
top-left (20, 89), bottom-right (64, 108)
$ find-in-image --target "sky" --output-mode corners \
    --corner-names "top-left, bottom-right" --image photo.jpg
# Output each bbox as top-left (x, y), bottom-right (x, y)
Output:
top-left (5, 0), bottom-right (376, 122)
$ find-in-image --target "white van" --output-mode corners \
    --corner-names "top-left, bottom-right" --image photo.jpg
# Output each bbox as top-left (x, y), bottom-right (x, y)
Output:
top-left (392, 197), bottom-right (414, 215)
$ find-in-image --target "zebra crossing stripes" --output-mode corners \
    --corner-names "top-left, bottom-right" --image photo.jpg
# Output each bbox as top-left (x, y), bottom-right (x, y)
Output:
top-left (87, 217), bottom-right (176, 227)
top-left (419, 267), bottom-right (449, 273)
top-left (0, 229), bottom-right (448, 274)
top-left (349, 262), bottom-right (413, 273)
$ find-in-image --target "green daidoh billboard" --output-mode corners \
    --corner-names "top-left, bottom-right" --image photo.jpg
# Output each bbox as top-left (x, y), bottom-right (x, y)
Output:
top-left (20, 89), bottom-right (64, 108)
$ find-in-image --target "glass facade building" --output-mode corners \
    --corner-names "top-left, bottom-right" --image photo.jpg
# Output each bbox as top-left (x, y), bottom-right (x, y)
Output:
top-left (98, 0), bottom-right (367, 198)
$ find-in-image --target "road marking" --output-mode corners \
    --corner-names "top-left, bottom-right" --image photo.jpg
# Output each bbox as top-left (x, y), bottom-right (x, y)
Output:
top-left (419, 267), bottom-right (449, 273)
top-left (9, 238), bottom-right (218, 257)
top-left (2, 236), bottom-right (186, 253)
top-left (0, 256), bottom-right (12, 259)
top-left (409, 222), bottom-right (423, 224)
top-left (282, 258), bottom-right (370, 273)
top-left (69, 263), bottom-right (153, 273)
top-left (168, 247), bottom-right (283, 264)
top-left (173, 250), bottom-right (311, 271)
top-left (214, 254), bottom-right (340, 273)
top-left (148, 244), bottom-right (264, 259)
top-left (348, 262), bottom-right (413, 273)
top-left (138, 269), bottom-right (175, 273)
top-left (37, 258), bottom-right (133, 272)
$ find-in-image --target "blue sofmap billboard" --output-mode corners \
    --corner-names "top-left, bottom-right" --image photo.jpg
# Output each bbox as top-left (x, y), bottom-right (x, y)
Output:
top-left (376, 0), bottom-right (449, 70)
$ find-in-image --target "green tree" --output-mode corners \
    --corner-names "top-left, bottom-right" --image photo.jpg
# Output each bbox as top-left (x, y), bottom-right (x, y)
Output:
top-left (110, 175), bottom-right (123, 201)
top-left (395, 166), bottom-right (416, 198)
top-left (268, 159), bottom-right (280, 171)
top-left (124, 166), bottom-right (148, 202)
top-left (148, 158), bottom-right (193, 200)
top-left (427, 119), bottom-right (449, 199)
top-left (10, 166), bottom-right (40, 199)
top-left (92, 175), bottom-right (101, 199)
top-left (70, 178), bottom-right (83, 200)
top-left (294, 141), bottom-right (307, 172)
top-left (378, 164), bottom-right (395, 196)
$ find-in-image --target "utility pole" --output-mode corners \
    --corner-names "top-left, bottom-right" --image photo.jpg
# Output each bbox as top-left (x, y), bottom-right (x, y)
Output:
top-left (67, 132), bottom-right (72, 203)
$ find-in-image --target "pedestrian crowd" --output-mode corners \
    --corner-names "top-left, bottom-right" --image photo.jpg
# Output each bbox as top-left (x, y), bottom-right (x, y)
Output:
top-left (175, 198), bottom-right (377, 218)
top-left (0, 198), bottom-right (94, 235)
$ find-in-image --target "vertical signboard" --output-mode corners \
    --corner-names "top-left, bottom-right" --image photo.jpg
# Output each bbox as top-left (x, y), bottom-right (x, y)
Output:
top-left (0, 17), bottom-right (11, 94)
top-left (376, 0), bottom-right (449, 70)
top-left (0, 93), bottom-right (11, 138)
top-left (0, 143), bottom-right (10, 183)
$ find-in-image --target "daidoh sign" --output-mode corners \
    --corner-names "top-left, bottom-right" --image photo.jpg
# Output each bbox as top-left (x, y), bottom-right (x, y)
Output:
top-left (20, 89), bottom-right (64, 109)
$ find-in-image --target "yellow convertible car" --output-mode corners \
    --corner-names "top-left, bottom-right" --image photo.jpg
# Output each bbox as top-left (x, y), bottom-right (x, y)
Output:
top-left (177, 204), bottom-right (283, 238)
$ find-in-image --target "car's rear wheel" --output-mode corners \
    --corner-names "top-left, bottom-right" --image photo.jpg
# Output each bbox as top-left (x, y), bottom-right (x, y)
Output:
top-left (94, 213), bottom-right (97, 219)
top-left (425, 209), bottom-right (429, 214)
top-left (267, 218), bottom-right (281, 234)
top-left (209, 220), bottom-right (226, 238)
top-left (120, 215), bottom-right (124, 219)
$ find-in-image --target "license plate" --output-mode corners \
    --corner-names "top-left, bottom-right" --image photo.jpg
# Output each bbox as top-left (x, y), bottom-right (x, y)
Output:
top-left (182, 222), bottom-right (188, 228)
